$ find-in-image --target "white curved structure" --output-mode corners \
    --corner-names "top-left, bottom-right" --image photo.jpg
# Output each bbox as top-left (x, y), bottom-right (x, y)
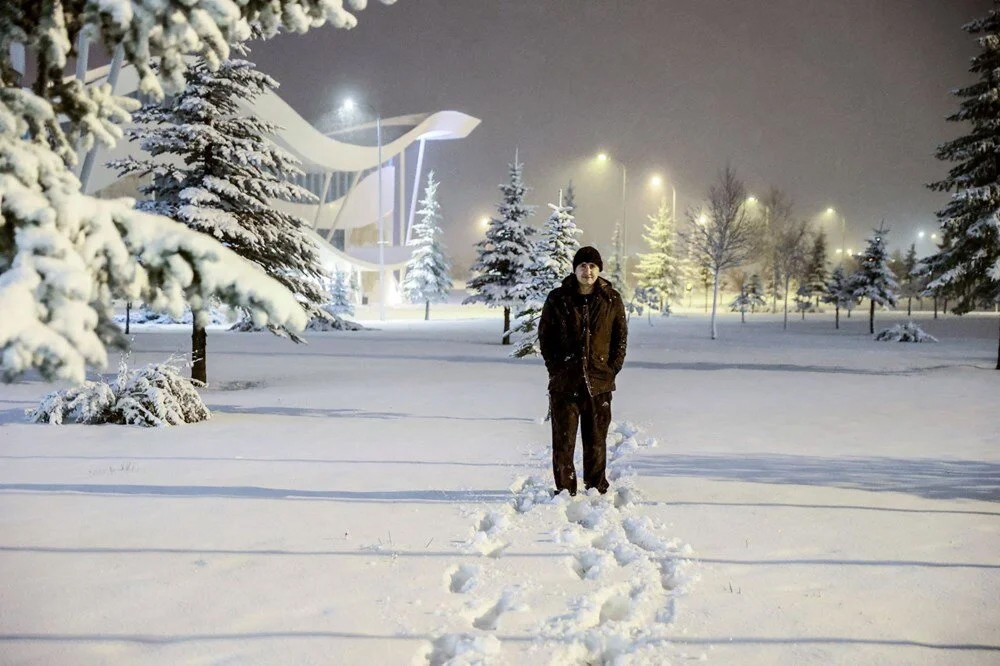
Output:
top-left (79, 58), bottom-right (480, 307)
top-left (247, 90), bottom-right (479, 172)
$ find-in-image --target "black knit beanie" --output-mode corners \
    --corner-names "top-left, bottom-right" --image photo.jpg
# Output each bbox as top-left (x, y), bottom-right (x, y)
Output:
top-left (572, 246), bottom-right (603, 271)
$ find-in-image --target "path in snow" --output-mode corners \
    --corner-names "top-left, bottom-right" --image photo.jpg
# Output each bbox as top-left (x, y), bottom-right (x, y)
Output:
top-left (417, 421), bottom-right (698, 666)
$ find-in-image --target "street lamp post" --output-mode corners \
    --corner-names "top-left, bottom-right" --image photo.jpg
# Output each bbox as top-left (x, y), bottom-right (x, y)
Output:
top-left (343, 98), bottom-right (385, 321)
top-left (826, 207), bottom-right (846, 265)
top-left (597, 153), bottom-right (628, 285)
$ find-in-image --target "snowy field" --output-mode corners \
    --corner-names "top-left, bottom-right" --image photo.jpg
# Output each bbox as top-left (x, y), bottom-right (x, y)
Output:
top-left (1, 310), bottom-right (998, 665)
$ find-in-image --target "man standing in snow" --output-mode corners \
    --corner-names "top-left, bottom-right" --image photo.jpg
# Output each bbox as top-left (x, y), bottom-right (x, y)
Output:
top-left (538, 246), bottom-right (628, 496)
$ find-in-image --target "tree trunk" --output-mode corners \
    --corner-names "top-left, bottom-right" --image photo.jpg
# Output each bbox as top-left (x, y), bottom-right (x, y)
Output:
top-left (869, 299), bottom-right (875, 335)
top-left (424, 300), bottom-right (430, 321)
top-left (801, 306), bottom-right (805, 320)
top-left (847, 307), bottom-right (851, 319)
top-left (771, 268), bottom-right (779, 313)
top-left (502, 306), bottom-right (511, 345)
top-left (943, 298), bottom-right (948, 315)
top-left (835, 305), bottom-right (840, 330)
top-left (710, 270), bottom-right (720, 340)
top-left (125, 301), bottom-right (131, 334)
top-left (907, 296), bottom-right (912, 317)
top-left (704, 286), bottom-right (709, 313)
top-left (782, 276), bottom-right (790, 330)
top-left (933, 297), bottom-right (938, 319)
top-left (741, 308), bottom-right (745, 324)
top-left (996, 314), bottom-right (1000, 370)
top-left (192, 322), bottom-right (207, 384)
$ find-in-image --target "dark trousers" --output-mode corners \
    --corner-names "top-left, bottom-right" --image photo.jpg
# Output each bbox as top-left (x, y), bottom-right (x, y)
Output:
top-left (550, 389), bottom-right (612, 495)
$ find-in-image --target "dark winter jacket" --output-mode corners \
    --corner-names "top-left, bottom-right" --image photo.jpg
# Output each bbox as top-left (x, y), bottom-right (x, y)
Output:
top-left (538, 275), bottom-right (628, 395)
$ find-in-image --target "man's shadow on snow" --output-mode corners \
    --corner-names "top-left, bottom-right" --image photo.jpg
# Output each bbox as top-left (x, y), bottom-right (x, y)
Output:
top-left (206, 404), bottom-right (535, 423)
top-left (628, 453), bottom-right (1000, 502)
top-left (0, 483), bottom-right (510, 504)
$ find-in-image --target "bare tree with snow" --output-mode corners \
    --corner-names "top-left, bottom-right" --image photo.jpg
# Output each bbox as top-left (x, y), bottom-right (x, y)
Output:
top-left (685, 166), bottom-right (759, 339)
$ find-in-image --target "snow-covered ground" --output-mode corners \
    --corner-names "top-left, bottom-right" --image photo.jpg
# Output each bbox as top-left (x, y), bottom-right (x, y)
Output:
top-left (1, 310), bottom-right (997, 665)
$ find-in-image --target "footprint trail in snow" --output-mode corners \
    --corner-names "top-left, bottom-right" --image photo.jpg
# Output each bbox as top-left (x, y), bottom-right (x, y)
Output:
top-left (416, 421), bottom-right (698, 665)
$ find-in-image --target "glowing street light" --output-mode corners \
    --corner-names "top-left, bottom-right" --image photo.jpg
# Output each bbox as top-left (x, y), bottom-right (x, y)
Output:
top-left (479, 216), bottom-right (490, 231)
top-left (747, 195), bottom-right (758, 204)
top-left (697, 213), bottom-right (708, 225)
top-left (918, 230), bottom-right (926, 239)
top-left (596, 152), bottom-right (609, 163)
top-left (648, 173), bottom-right (678, 223)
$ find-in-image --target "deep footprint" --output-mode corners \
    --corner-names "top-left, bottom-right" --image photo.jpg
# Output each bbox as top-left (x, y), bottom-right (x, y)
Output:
top-left (472, 588), bottom-right (521, 630)
top-left (447, 564), bottom-right (480, 593)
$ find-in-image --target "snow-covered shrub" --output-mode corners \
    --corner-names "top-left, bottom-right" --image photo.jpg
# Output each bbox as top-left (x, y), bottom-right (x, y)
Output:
top-left (115, 305), bottom-right (231, 326)
top-left (28, 357), bottom-right (210, 426)
top-left (874, 322), bottom-right (938, 343)
top-left (305, 306), bottom-right (365, 331)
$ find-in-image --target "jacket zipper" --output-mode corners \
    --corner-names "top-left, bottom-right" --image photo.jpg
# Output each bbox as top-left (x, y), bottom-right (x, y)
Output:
top-left (582, 301), bottom-right (593, 397)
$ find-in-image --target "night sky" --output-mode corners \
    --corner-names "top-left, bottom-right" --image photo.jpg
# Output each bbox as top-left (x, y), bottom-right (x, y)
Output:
top-left (251, 0), bottom-right (988, 274)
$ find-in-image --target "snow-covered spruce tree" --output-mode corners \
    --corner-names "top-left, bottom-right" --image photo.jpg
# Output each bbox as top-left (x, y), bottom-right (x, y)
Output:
top-left (634, 198), bottom-right (682, 313)
top-left (685, 167), bottom-right (758, 339)
top-left (606, 220), bottom-right (627, 294)
top-left (729, 273), bottom-right (751, 324)
top-left (633, 285), bottom-right (662, 325)
top-left (328, 269), bottom-right (355, 317)
top-left (564, 180), bottom-right (578, 216)
top-left (822, 265), bottom-right (854, 330)
top-left (927, 3), bottom-right (1000, 367)
top-left (0, 0), bottom-right (390, 384)
top-left (850, 224), bottom-right (900, 335)
top-left (402, 171), bottom-right (452, 320)
top-left (747, 273), bottom-right (767, 313)
top-left (464, 158), bottom-right (535, 344)
top-left (794, 283), bottom-right (811, 319)
top-left (511, 201), bottom-right (581, 357)
top-left (805, 230), bottom-right (828, 308)
top-left (111, 49), bottom-right (329, 383)
top-left (901, 243), bottom-right (921, 316)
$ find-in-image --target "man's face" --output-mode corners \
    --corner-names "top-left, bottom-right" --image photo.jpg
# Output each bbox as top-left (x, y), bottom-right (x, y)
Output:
top-left (575, 262), bottom-right (600, 288)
